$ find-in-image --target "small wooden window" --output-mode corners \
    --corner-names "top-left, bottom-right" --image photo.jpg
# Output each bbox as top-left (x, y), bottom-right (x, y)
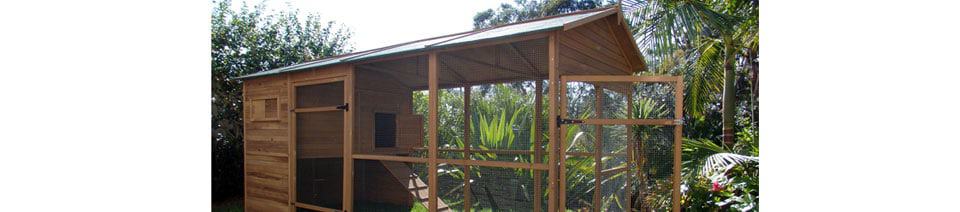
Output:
top-left (252, 98), bottom-right (279, 121)
top-left (374, 113), bottom-right (397, 148)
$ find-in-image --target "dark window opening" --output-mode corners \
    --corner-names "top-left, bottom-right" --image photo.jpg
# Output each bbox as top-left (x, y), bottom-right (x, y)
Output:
top-left (374, 113), bottom-right (397, 148)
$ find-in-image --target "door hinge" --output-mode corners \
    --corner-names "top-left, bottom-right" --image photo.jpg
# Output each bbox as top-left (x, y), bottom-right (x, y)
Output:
top-left (336, 103), bottom-right (349, 111)
top-left (556, 116), bottom-right (583, 127)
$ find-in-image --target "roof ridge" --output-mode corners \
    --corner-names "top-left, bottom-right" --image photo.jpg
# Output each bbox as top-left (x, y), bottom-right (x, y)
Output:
top-left (331, 6), bottom-right (617, 62)
top-left (236, 6), bottom-right (620, 80)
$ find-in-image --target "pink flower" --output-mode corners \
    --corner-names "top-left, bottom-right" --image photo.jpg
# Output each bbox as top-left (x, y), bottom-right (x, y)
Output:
top-left (711, 181), bottom-right (722, 192)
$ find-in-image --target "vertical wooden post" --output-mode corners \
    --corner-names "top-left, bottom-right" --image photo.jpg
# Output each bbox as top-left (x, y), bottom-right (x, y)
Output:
top-left (463, 86), bottom-right (472, 212)
top-left (593, 87), bottom-right (603, 212)
top-left (547, 32), bottom-right (560, 212)
top-left (343, 67), bottom-right (355, 212)
top-left (533, 81), bottom-right (543, 212)
top-left (625, 88), bottom-right (634, 211)
top-left (672, 78), bottom-right (684, 212)
top-left (428, 53), bottom-right (440, 212)
top-left (287, 76), bottom-right (296, 212)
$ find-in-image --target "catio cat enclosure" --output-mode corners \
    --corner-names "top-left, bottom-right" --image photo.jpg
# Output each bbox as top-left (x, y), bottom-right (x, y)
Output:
top-left (237, 6), bottom-right (683, 212)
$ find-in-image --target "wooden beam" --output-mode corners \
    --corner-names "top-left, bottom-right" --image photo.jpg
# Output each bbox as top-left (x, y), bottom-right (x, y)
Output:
top-left (343, 66), bottom-right (355, 212)
top-left (287, 75), bottom-right (295, 212)
top-left (672, 79), bottom-right (684, 212)
top-left (413, 147), bottom-right (534, 155)
top-left (598, 15), bottom-right (635, 75)
top-left (547, 32), bottom-right (560, 212)
top-left (438, 159), bottom-right (549, 170)
top-left (427, 52), bottom-right (439, 212)
top-left (562, 75), bottom-right (681, 83)
top-left (294, 202), bottom-right (340, 212)
top-left (291, 106), bottom-right (341, 113)
top-left (580, 119), bottom-right (676, 126)
top-left (352, 154), bottom-right (428, 163)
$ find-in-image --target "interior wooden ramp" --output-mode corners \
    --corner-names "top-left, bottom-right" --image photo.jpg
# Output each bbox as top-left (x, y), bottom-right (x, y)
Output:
top-left (381, 160), bottom-right (451, 212)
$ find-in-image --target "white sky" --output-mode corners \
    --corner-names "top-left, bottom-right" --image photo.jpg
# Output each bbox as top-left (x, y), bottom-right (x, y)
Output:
top-left (243, 0), bottom-right (509, 51)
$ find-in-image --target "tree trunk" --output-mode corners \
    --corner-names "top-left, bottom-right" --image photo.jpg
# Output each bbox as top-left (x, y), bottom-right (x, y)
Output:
top-left (721, 36), bottom-right (737, 146)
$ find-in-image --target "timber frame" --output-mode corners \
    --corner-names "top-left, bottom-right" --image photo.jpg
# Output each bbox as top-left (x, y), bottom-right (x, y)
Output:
top-left (239, 6), bottom-right (683, 212)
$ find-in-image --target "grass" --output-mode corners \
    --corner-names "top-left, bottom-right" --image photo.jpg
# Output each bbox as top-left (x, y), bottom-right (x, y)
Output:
top-left (212, 198), bottom-right (243, 212)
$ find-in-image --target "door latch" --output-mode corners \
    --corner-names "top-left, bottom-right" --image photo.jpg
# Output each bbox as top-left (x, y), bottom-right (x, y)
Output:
top-left (336, 103), bottom-right (349, 111)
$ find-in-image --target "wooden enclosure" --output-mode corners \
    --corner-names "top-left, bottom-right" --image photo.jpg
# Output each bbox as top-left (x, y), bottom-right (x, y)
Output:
top-left (239, 6), bottom-right (683, 212)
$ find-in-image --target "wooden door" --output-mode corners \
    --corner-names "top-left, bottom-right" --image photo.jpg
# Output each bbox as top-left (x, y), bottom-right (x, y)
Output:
top-left (558, 75), bottom-right (683, 212)
top-left (291, 77), bottom-right (349, 212)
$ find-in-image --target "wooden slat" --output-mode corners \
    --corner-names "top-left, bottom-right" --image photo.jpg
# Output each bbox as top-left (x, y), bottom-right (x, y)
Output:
top-left (292, 106), bottom-right (340, 113)
top-left (413, 147), bottom-right (534, 155)
top-left (294, 202), bottom-right (340, 212)
top-left (352, 154), bottom-right (428, 163)
top-left (438, 159), bottom-right (548, 170)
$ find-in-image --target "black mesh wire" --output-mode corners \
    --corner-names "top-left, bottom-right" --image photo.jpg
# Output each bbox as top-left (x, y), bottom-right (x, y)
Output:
top-left (631, 82), bottom-right (676, 119)
top-left (437, 164), bottom-right (466, 211)
top-left (469, 166), bottom-right (539, 211)
top-left (633, 125), bottom-right (675, 211)
top-left (352, 160), bottom-right (433, 211)
top-left (564, 156), bottom-right (595, 211)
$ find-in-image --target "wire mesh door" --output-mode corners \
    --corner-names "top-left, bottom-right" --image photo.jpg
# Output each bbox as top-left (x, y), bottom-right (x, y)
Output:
top-left (559, 75), bottom-right (683, 212)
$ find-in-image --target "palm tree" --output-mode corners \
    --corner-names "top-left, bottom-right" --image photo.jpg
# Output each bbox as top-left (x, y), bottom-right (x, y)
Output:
top-left (622, 0), bottom-right (759, 145)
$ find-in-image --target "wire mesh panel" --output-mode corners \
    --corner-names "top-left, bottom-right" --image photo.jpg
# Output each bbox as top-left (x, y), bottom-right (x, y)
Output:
top-left (352, 160), bottom-right (432, 211)
top-left (633, 125), bottom-right (675, 211)
top-left (631, 82), bottom-right (676, 120)
top-left (468, 166), bottom-right (539, 211)
top-left (436, 164), bottom-right (467, 211)
top-left (564, 155), bottom-right (596, 211)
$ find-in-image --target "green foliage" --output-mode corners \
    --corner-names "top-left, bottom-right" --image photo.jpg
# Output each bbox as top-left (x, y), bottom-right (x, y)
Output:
top-left (211, 0), bottom-right (351, 201)
top-left (473, 0), bottom-right (610, 29)
top-left (680, 125), bottom-right (759, 211)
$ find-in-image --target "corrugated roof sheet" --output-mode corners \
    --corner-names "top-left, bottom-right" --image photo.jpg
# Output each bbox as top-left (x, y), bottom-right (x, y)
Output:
top-left (236, 8), bottom-right (613, 80)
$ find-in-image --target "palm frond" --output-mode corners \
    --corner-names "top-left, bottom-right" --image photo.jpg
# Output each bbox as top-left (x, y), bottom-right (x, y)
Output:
top-left (701, 153), bottom-right (758, 178)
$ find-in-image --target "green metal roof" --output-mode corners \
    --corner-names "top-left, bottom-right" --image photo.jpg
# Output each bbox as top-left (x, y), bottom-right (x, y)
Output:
top-left (236, 8), bottom-right (614, 80)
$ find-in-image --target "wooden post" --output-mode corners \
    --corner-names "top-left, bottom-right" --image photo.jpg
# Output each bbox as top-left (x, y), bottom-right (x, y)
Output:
top-left (533, 81), bottom-right (543, 212)
top-left (625, 87), bottom-right (634, 211)
top-left (593, 86), bottom-right (603, 212)
top-left (463, 86), bottom-right (472, 212)
top-left (428, 53), bottom-right (439, 212)
top-left (672, 79), bottom-right (684, 212)
top-left (287, 76), bottom-right (296, 212)
top-left (547, 32), bottom-right (560, 212)
top-left (343, 67), bottom-right (355, 212)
